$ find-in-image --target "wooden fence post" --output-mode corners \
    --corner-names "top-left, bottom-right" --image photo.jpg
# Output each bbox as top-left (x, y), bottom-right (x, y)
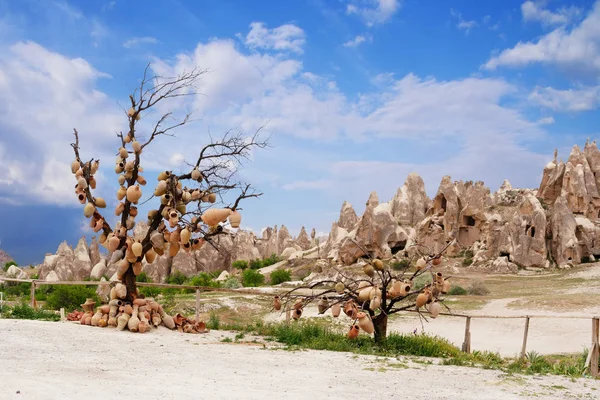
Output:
top-left (591, 317), bottom-right (599, 377)
top-left (60, 308), bottom-right (65, 322)
top-left (195, 289), bottom-right (200, 322)
top-left (462, 316), bottom-right (471, 353)
top-left (30, 280), bottom-right (36, 309)
top-left (520, 316), bottom-right (530, 360)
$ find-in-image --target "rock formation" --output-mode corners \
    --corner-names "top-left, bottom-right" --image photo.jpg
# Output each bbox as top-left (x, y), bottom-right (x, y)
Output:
top-left (34, 142), bottom-right (600, 279)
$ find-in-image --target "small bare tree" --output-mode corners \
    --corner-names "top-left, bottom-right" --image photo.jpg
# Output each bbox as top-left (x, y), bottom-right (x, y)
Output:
top-left (70, 64), bottom-right (268, 306)
top-left (279, 240), bottom-right (455, 343)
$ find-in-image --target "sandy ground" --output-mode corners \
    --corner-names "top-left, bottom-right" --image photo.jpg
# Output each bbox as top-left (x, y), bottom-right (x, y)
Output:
top-left (1, 319), bottom-right (599, 400)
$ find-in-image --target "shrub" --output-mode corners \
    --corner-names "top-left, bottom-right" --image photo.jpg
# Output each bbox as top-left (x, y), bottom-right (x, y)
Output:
top-left (232, 260), bottom-right (249, 270)
top-left (166, 270), bottom-right (187, 285)
top-left (270, 269), bottom-right (292, 285)
top-left (242, 269), bottom-right (265, 287)
top-left (207, 310), bottom-right (220, 330)
top-left (2, 303), bottom-right (60, 321)
top-left (1, 282), bottom-right (31, 298)
top-left (391, 259), bottom-right (411, 271)
top-left (412, 274), bottom-right (430, 291)
top-left (139, 286), bottom-right (161, 298)
top-left (249, 259), bottom-right (263, 270)
top-left (45, 285), bottom-right (100, 312)
top-left (462, 257), bottom-right (473, 267)
top-left (136, 272), bottom-right (151, 282)
top-left (3, 260), bottom-right (17, 272)
top-left (222, 277), bottom-right (242, 289)
top-left (467, 280), bottom-right (490, 296)
top-left (262, 253), bottom-right (280, 267)
top-left (188, 272), bottom-right (220, 288)
top-left (448, 285), bottom-right (467, 295)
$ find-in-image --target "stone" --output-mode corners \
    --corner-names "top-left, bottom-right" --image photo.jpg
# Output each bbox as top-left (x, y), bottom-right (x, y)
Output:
top-left (45, 271), bottom-right (60, 282)
top-left (89, 236), bottom-right (101, 266)
top-left (232, 231), bottom-right (261, 262)
top-left (96, 277), bottom-right (110, 302)
top-left (215, 270), bottom-right (230, 282)
top-left (90, 260), bottom-right (107, 280)
top-left (5, 265), bottom-right (27, 280)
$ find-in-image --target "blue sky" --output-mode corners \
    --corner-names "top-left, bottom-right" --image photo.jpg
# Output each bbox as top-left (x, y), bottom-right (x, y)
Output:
top-left (1, 0), bottom-right (599, 265)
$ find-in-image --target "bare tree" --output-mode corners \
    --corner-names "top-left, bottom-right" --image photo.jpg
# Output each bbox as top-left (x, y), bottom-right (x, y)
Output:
top-left (278, 240), bottom-right (455, 343)
top-left (70, 64), bottom-right (268, 307)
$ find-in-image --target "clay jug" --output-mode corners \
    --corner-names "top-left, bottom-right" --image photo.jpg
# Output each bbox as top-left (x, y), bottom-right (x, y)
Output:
top-left (435, 272), bottom-right (444, 284)
top-left (98, 314), bottom-right (108, 328)
top-left (347, 324), bottom-right (360, 339)
top-left (162, 314), bottom-right (176, 329)
top-left (343, 300), bottom-right (358, 319)
top-left (98, 305), bottom-right (110, 314)
top-left (429, 301), bottom-right (441, 318)
top-left (363, 264), bottom-right (375, 278)
top-left (356, 312), bottom-right (374, 334)
top-left (442, 280), bottom-right (451, 294)
top-left (108, 316), bottom-right (118, 327)
top-left (335, 282), bottom-right (345, 294)
top-left (117, 313), bottom-right (130, 331)
top-left (128, 305), bottom-right (140, 332)
top-left (151, 312), bottom-right (162, 327)
top-left (91, 310), bottom-right (103, 326)
top-left (416, 291), bottom-right (429, 309)
top-left (317, 297), bottom-right (329, 314)
top-left (369, 295), bottom-right (381, 311)
top-left (292, 308), bottom-right (302, 320)
top-left (432, 256), bottom-right (441, 266)
top-left (358, 286), bottom-right (373, 303)
top-left (331, 303), bottom-right (341, 318)
top-left (372, 259), bottom-right (384, 271)
top-left (273, 296), bottom-right (282, 311)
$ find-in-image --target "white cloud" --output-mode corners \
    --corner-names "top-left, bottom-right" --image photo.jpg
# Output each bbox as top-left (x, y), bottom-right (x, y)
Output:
top-left (450, 8), bottom-right (477, 34)
top-left (0, 41), bottom-right (121, 206)
top-left (343, 34), bottom-right (372, 47)
top-left (484, 1), bottom-right (600, 73)
top-left (536, 116), bottom-right (555, 125)
top-left (242, 22), bottom-right (305, 54)
top-left (54, 1), bottom-right (83, 20)
top-left (521, 1), bottom-right (582, 27)
top-left (529, 85), bottom-right (600, 111)
top-left (123, 36), bottom-right (159, 48)
top-left (346, 0), bottom-right (400, 27)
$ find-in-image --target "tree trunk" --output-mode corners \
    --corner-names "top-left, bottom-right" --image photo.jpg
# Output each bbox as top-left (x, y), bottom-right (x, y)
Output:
top-left (372, 313), bottom-right (388, 343)
top-left (124, 267), bottom-right (137, 303)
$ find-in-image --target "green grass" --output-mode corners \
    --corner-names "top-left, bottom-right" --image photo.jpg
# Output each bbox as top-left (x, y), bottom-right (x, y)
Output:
top-left (1, 303), bottom-right (60, 321)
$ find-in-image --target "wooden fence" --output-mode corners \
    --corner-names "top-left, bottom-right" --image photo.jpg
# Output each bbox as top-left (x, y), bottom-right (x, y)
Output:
top-left (1, 276), bottom-right (599, 377)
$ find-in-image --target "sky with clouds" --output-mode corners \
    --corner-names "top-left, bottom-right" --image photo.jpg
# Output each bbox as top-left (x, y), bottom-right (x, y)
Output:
top-left (0, 0), bottom-right (599, 265)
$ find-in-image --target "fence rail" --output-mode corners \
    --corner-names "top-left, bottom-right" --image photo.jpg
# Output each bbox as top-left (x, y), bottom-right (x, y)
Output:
top-left (1, 276), bottom-right (598, 376)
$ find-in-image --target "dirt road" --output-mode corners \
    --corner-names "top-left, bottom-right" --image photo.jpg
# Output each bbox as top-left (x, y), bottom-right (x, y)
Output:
top-left (1, 319), bottom-right (598, 400)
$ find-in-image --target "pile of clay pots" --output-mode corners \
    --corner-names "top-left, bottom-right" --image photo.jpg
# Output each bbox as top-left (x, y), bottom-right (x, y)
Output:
top-left (78, 296), bottom-right (175, 333)
top-left (76, 284), bottom-right (208, 334)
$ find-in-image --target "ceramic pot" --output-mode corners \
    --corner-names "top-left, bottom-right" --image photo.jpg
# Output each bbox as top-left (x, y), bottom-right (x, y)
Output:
top-left (331, 303), bottom-right (341, 318)
top-left (429, 301), bottom-right (441, 318)
top-left (317, 297), bottom-right (329, 314)
top-left (347, 324), bottom-right (360, 339)
top-left (356, 312), bottom-right (374, 334)
top-left (273, 296), bottom-right (282, 311)
top-left (81, 298), bottom-right (96, 313)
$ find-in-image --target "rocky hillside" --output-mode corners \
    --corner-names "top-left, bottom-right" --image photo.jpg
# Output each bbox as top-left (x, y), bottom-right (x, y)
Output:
top-left (0, 249), bottom-right (13, 266)
top-left (36, 141), bottom-right (600, 282)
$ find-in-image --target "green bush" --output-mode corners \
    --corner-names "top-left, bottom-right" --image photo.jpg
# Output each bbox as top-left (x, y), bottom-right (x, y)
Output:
top-left (448, 285), bottom-right (467, 295)
top-left (3, 260), bottom-right (17, 272)
top-left (1, 282), bottom-right (31, 298)
top-left (232, 260), bottom-right (249, 270)
top-left (262, 253), bottom-right (280, 267)
top-left (462, 257), bottom-right (473, 267)
top-left (139, 286), bottom-right (161, 298)
top-left (166, 270), bottom-right (187, 285)
top-left (270, 269), bottom-right (292, 285)
top-left (391, 259), bottom-right (411, 271)
top-left (187, 272), bottom-right (220, 288)
top-left (207, 310), bottom-right (220, 330)
top-left (136, 272), bottom-right (151, 282)
top-left (249, 259), bottom-right (263, 270)
top-left (242, 269), bottom-right (265, 287)
top-left (222, 277), bottom-right (242, 289)
top-left (45, 285), bottom-right (100, 312)
top-left (2, 303), bottom-right (60, 321)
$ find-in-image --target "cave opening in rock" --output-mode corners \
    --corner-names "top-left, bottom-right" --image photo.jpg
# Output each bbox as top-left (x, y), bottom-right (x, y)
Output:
top-left (441, 195), bottom-right (447, 212)
top-left (390, 240), bottom-right (407, 255)
top-left (526, 224), bottom-right (535, 237)
top-left (500, 251), bottom-right (510, 258)
top-left (463, 215), bottom-right (475, 227)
